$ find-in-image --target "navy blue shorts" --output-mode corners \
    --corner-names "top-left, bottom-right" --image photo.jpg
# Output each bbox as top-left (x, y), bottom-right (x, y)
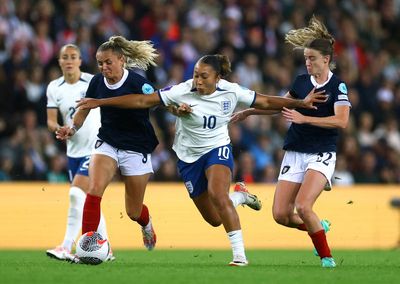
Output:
top-left (67, 156), bottom-right (90, 182)
top-left (177, 144), bottom-right (234, 198)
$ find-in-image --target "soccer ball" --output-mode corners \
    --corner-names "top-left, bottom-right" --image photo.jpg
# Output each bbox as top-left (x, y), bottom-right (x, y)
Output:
top-left (75, 231), bottom-right (110, 265)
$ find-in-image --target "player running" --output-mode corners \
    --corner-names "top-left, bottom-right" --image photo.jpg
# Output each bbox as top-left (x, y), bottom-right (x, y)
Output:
top-left (74, 53), bottom-right (326, 266)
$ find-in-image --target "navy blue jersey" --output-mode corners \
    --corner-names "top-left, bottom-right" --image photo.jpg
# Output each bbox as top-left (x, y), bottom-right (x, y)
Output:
top-left (86, 69), bottom-right (158, 153)
top-left (283, 72), bottom-right (351, 153)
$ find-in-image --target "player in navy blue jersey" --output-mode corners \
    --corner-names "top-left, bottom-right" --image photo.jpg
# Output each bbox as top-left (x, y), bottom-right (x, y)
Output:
top-left (56, 36), bottom-right (159, 254)
top-left (233, 16), bottom-right (350, 268)
top-left (75, 54), bottom-right (327, 266)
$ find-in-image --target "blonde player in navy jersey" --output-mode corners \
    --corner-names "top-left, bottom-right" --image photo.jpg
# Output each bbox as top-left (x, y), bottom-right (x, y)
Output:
top-left (75, 53), bottom-right (327, 266)
top-left (233, 16), bottom-right (350, 268)
top-left (46, 44), bottom-right (113, 261)
top-left (56, 36), bottom-right (158, 255)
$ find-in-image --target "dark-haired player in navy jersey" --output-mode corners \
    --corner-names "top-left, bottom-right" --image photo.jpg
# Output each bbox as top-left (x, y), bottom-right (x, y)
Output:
top-left (56, 36), bottom-right (159, 254)
top-left (232, 16), bottom-right (350, 268)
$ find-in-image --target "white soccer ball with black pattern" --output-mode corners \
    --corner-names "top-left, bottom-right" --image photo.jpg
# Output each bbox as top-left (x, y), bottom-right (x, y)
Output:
top-left (75, 231), bottom-right (110, 265)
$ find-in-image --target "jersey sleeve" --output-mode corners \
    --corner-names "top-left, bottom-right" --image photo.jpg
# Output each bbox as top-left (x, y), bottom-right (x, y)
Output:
top-left (85, 76), bottom-right (98, 99)
top-left (288, 76), bottom-right (301, 98)
top-left (46, 82), bottom-right (57, 108)
top-left (158, 81), bottom-right (191, 106)
top-left (334, 81), bottom-right (351, 107)
top-left (233, 83), bottom-right (256, 107)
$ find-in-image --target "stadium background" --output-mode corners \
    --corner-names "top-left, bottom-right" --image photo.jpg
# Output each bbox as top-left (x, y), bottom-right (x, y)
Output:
top-left (0, 0), bottom-right (399, 249)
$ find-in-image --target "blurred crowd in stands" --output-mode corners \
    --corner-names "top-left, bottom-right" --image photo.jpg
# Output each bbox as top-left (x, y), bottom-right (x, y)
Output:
top-left (0, 0), bottom-right (400, 185)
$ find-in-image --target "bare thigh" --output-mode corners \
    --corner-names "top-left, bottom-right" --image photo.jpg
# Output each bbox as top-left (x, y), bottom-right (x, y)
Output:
top-left (88, 154), bottom-right (118, 197)
top-left (192, 191), bottom-right (222, 227)
top-left (191, 164), bottom-right (234, 227)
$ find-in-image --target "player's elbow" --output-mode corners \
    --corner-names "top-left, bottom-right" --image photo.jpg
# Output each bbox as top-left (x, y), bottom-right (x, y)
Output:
top-left (337, 118), bottom-right (349, 129)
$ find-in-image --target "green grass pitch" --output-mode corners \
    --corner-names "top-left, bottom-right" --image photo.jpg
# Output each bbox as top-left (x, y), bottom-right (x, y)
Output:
top-left (0, 250), bottom-right (398, 284)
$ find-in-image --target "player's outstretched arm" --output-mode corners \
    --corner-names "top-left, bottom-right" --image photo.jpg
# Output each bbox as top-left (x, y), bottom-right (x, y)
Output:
top-left (77, 92), bottom-right (161, 110)
top-left (253, 88), bottom-right (327, 110)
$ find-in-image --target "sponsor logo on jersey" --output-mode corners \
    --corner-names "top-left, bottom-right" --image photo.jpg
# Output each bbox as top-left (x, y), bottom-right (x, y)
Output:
top-left (338, 83), bottom-right (347, 94)
top-left (184, 181), bottom-right (194, 194)
top-left (221, 100), bottom-right (231, 114)
top-left (142, 83), bottom-right (155, 94)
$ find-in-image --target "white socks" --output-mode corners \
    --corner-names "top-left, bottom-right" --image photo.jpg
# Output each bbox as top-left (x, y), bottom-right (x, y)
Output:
top-left (61, 186), bottom-right (109, 250)
top-left (229, 191), bottom-right (246, 208)
top-left (62, 186), bottom-right (86, 250)
top-left (227, 230), bottom-right (246, 260)
top-left (97, 211), bottom-right (109, 240)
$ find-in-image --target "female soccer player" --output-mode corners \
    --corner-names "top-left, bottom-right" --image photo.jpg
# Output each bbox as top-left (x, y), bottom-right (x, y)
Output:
top-left (233, 16), bottom-right (350, 268)
top-left (73, 53), bottom-right (326, 266)
top-left (56, 36), bottom-right (158, 253)
top-left (46, 44), bottom-right (113, 261)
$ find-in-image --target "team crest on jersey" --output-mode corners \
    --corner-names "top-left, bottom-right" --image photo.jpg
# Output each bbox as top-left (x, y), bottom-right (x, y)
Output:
top-left (338, 83), bottom-right (348, 94)
top-left (281, 165), bottom-right (290, 175)
top-left (95, 140), bottom-right (104, 149)
top-left (184, 181), bottom-right (194, 194)
top-left (220, 101), bottom-right (232, 114)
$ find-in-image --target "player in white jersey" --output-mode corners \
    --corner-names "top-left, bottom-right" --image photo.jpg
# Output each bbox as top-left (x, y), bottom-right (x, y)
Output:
top-left (76, 54), bottom-right (326, 266)
top-left (46, 44), bottom-right (113, 261)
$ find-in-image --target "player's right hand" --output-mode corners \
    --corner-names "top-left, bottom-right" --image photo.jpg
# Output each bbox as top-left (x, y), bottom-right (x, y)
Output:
top-left (55, 126), bottom-right (74, 140)
top-left (230, 110), bottom-right (249, 123)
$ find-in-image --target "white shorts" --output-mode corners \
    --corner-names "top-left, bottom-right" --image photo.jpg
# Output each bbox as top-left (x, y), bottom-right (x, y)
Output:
top-left (92, 140), bottom-right (153, 176)
top-left (278, 151), bottom-right (336, 186)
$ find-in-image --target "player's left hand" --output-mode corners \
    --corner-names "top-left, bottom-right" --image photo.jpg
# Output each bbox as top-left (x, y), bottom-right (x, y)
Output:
top-left (282, 107), bottom-right (306, 124)
top-left (303, 87), bottom-right (328, 109)
top-left (76, 98), bottom-right (100, 110)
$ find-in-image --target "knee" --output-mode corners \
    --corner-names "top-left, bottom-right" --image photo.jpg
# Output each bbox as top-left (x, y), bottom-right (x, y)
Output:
top-left (209, 193), bottom-right (232, 212)
top-left (295, 203), bottom-right (312, 219)
top-left (205, 219), bottom-right (222, 227)
top-left (273, 211), bottom-right (289, 226)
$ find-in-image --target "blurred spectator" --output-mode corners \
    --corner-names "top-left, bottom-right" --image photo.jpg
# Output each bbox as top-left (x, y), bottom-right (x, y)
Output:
top-left (332, 154), bottom-right (354, 186)
top-left (353, 150), bottom-right (380, 183)
top-left (46, 155), bottom-right (68, 183)
top-left (235, 151), bottom-right (256, 184)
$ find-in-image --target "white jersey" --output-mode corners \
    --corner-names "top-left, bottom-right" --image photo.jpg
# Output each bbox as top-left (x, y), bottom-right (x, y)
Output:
top-left (46, 72), bottom-right (100, 157)
top-left (158, 79), bottom-right (256, 163)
